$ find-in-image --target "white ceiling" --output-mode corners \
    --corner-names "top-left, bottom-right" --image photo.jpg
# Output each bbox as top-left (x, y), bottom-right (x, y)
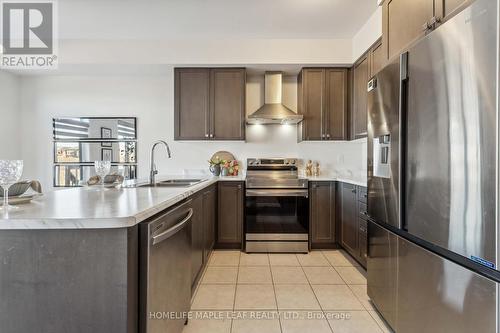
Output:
top-left (58, 0), bottom-right (378, 40)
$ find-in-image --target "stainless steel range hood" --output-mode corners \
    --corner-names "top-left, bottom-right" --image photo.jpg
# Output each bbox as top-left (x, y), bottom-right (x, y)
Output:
top-left (247, 72), bottom-right (303, 125)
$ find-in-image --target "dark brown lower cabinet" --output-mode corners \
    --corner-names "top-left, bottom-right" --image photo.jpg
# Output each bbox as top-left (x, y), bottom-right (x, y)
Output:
top-left (357, 186), bottom-right (368, 267)
top-left (216, 181), bottom-right (244, 248)
top-left (340, 183), bottom-right (359, 255)
top-left (190, 184), bottom-right (217, 292)
top-left (190, 192), bottom-right (204, 286)
top-left (340, 182), bottom-right (368, 268)
top-left (203, 185), bottom-right (217, 262)
top-left (310, 182), bottom-right (336, 248)
top-left (358, 220), bottom-right (368, 267)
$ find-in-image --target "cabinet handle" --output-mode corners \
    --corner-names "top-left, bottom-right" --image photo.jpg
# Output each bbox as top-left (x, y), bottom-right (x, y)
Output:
top-left (322, 134), bottom-right (325, 139)
top-left (237, 184), bottom-right (242, 189)
top-left (205, 134), bottom-right (209, 138)
top-left (210, 134), bottom-right (214, 138)
top-left (422, 21), bottom-right (432, 32)
top-left (326, 134), bottom-right (330, 139)
top-left (429, 16), bottom-right (441, 28)
top-left (351, 188), bottom-right (357, 194)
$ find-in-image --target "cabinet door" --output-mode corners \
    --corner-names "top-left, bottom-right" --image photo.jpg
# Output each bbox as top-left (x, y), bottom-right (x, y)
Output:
top-left (217, 182), bottom-right (243, 246)
top-left (300, 68), bottom-right (325, 140)
top-left (191, 193), bottom-right (204, 285)
top-left (203, 185), bottom-right (216, 262)
top-left (370, 39), bottom-right (385, 77)
top-left (341, 183), bottom-right (359, 256)
top-left (352, 55), bottom-right (369, 139)
top-left (383, 0), bottom-right (434, 60)
top-left (436, 0), bottom-right (470, 22)
top-left (310, 182), bottom-right (336, 246)
top-left (325, 69), bottom-right (348, 140)
top-left (210, 68), bottom-right (246, 140)
top-left (174, 68), bottom-right (210, 140)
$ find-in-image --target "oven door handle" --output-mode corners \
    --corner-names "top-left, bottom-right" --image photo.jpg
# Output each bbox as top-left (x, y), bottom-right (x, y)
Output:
top-left (246, 189), bottom-right (309, 197)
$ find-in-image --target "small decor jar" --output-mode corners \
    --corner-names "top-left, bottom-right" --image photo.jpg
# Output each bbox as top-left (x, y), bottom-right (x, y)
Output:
top-left (313, 162), bottom-right (321, 177)
top-left (209, 164), bottom-right (221, 176)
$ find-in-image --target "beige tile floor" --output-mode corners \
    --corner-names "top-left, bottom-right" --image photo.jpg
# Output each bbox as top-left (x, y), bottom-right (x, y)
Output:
top-left (184, 250), bottom-right (393, 333)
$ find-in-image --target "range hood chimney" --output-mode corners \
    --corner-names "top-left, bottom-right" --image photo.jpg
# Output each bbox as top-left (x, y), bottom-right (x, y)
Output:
top-left (247, 72), bottom-right (303, 125)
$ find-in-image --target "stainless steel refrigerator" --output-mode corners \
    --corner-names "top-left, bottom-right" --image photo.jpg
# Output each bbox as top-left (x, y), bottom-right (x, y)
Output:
top-left (367, 0), bottom-right (499, 331)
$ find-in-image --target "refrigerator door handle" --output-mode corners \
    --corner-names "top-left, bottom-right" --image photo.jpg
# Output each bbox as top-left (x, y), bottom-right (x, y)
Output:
top-left (399, 52), bottom-right (409, 230)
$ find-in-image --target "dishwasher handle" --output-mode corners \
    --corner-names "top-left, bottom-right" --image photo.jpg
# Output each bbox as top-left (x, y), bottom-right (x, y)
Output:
top-left (152, 208), bottom-right (193, 245)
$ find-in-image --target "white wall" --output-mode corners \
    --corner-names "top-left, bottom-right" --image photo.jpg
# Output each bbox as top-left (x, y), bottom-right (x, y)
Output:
top-left (0, 71), bottom-right (21, 159)
top-left (19, 71), bottom-right (366, 189)
top-left (352, 7), bottom-right (383, 61)
top-left (59, 39), bottom-right (353, 66)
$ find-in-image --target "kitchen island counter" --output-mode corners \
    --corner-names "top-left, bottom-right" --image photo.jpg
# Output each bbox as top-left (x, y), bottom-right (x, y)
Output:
top-left (0, 174), bottom-right (246, 333)
top-left (0, 175), bottom-right (245, 230)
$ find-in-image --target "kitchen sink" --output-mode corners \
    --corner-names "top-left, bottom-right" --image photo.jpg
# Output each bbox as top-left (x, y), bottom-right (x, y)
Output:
top-left (137, 178), bottom-right (207, 188)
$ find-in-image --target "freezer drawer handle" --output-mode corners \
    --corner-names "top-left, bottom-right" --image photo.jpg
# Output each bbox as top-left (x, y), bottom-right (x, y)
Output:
top-left (152, 208), bottom-right (193, 245)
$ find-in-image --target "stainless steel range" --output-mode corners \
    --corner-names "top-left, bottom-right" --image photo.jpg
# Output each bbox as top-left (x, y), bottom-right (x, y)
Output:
top-left (245, 158), bottom-right (309, 253)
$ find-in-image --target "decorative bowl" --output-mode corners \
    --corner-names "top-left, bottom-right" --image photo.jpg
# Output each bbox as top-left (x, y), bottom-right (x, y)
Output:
top-left (0, 181), bottom-right (31, 197)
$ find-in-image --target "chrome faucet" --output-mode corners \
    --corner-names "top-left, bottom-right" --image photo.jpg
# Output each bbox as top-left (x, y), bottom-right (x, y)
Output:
top-left (150, 140), bottom-right (172, 185)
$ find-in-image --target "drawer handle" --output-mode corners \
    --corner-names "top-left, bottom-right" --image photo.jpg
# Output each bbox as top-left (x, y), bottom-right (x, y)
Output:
top-left (152, 208), bottom-right (193, 245)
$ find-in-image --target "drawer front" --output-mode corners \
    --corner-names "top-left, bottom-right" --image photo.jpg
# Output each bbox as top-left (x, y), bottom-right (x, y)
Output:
top-left (359, 218), bottom-right (368, 233)
top-left (358, 186), bottom-right (367, 203)
top-left (358, 202), bottom-right (368, 220)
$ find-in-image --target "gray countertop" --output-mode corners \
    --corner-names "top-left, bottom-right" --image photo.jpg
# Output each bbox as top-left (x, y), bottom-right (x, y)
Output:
top-left (305, 176), bottom-right (367, 187)
top-left (0, 174), bottom-right (364, 230)
top-left (0, 175), bottom-right (244, 230)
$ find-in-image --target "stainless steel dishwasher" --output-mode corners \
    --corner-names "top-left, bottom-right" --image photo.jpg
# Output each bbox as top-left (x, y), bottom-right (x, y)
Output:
top-left (140, 199), bottom-right (193, 333)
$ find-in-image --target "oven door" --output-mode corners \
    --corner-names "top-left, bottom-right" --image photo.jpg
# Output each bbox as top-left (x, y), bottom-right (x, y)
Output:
top-left (245, 188), bottom-right (309, 238)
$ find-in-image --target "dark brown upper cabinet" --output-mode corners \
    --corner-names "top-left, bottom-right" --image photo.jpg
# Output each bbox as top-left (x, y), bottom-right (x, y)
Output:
top-left (297, 68), bottom-right (348, 142)
top-left (382, 0), bottom-right (471, 61)
top-left (370, 39), bottom-right (385, 77)
top-left (350, 38), bottom-right (383, 141)
top-left (310, 182), bottom-right (336, 248)
top-left (437, 0), bottom-right (471, 21)
top-left (210, 68), bottom-right (246, 140)
top-left (175, 68), bottom-right (210, 140)
top-left (351, 54), bottom-right (369, 139)
top-left (175, 68), bottom-right (246, 141)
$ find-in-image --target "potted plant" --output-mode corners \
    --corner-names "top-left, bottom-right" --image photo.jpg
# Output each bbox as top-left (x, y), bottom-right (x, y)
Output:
top-left (208, 156), bottom-right (222, 176)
